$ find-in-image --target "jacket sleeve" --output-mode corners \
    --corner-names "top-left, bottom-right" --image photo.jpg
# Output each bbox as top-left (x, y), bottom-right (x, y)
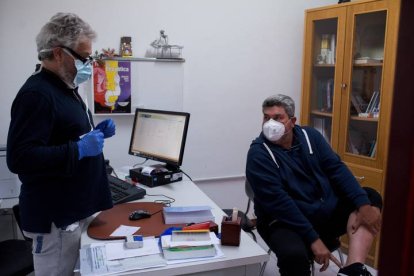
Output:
top-left (306, 127), bottom-right (370, 208)
top-left (7, 90), bottom-right (79, 177)
top-left (246, 143), bottom-right (319, 244)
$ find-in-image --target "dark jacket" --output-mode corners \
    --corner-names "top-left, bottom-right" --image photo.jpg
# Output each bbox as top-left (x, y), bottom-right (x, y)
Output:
top-left (7, 68), bottom-right (113, 233)
top-left (246, 125), bottom-right (370, 244)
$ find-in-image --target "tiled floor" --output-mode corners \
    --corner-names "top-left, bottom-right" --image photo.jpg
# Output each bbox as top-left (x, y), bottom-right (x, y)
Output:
top-left (253, 230), bottom-right (377, 276)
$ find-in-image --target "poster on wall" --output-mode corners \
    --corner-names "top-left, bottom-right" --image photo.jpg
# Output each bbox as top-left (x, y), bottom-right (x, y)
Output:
top-left (93, 60), bottom-right (131, 114)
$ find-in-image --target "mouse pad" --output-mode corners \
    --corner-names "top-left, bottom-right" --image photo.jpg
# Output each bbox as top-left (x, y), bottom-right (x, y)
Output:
top-left (87, 202), bottom-right (185, 240)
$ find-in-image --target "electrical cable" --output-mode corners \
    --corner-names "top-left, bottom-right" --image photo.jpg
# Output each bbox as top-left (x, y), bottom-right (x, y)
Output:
top-left (133, 159), bottom-right (148, 168)
top-left (145, 193), bottom-right (176, 207)
top-left (180, 169), bottom-right (193, 182)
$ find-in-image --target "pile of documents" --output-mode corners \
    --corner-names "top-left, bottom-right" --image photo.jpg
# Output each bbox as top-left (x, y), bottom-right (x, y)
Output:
top-left (163, 205), bottom-right (215, 224)
top-left (79, 237), bottom-right (166, 275)
top-left (161, 230), bottom-right (220, 260)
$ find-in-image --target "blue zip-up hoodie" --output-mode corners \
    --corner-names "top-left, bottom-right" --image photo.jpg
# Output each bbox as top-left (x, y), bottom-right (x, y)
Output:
top-left (246, 125), bottom-right (370, 244)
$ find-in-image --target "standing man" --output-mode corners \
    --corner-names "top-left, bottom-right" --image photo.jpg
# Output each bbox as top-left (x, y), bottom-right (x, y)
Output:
top-left (7, 13), bottom-right (116, 275)
top-left (246, 94), bottom-right (382, 276)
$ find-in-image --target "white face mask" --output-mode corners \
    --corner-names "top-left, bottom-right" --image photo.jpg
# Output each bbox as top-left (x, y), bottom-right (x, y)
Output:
top-left (263, 119), bottom-right (285, 142)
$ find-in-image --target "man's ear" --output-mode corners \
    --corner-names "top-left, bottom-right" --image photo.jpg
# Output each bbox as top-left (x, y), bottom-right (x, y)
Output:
top-left (290, 117), bottom-right (297, 125)
top-left (52, 47), bottom-right (64, 63)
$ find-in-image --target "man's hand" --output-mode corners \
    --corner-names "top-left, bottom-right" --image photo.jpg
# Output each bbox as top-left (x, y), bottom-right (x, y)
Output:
top-left (352, 204), bottom-right (381, 235)
top-left (77, 130), bottom-right (104, 160)
top-left (95, 119), bottom-right (116, 139)
top-left (311, 239), bottom-right (342, 271)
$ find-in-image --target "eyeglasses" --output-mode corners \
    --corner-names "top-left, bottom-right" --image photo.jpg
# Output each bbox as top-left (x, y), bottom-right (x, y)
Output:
top-left (60, 46), bottom-right (94, 65)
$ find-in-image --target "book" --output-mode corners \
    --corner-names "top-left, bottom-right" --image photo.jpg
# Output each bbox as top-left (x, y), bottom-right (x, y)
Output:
top-left (370, 140), bottom-right (377, 158)
top-left (160, 231), bottom-right (219, 260)
top-left (162, 244), bottom-right (217, 261)
top-left (313, 118), bottom-right (330, 143)
top-left (350, 94), bottom-right (362, 114)
top-left (171, 230), bottom-right (211, 244)
top-left (326, 78), bottom-right (333, 111)
top-left (365, 91), bottom-right (379, 114)
top-left (320, 34), bottom-right (330, 64)
top-left (163, 206), bottom-right (215, 224)
top-left (316, 78), bottom-right (334, 112)
top-left (329, 34), bottom-right (336, 64)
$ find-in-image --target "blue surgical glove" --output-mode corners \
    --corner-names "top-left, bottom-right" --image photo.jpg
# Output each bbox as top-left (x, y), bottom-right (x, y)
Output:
top-left (77, 130), bottom-right (104, 160)
top-left (95, 119), bottom-right (116, 138)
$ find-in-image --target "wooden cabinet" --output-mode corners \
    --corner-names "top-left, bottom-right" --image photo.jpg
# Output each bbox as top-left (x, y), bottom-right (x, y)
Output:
top-left (300, 0), bottom-right (400, 267)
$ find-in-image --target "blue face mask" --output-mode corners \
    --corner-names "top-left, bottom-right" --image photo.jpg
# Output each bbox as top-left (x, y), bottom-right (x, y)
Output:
top-left (74, 59), bottom-right (92, 87)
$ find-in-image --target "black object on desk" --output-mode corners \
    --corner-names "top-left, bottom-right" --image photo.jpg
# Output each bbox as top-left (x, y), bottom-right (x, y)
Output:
top-left (108, 175), bottom-right (146, 204)
top-left (129, 166), bottom-right (183, 187)
top-left (129, 209), bottom-right (152, 220)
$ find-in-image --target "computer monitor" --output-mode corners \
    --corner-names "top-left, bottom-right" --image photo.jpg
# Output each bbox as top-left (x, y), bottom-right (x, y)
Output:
top-left (129, 108), bottom-right (190, 169)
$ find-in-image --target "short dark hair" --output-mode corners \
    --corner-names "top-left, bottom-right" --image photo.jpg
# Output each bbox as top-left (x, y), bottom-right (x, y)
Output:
top-left (262, 94), bottom-right (295, 118)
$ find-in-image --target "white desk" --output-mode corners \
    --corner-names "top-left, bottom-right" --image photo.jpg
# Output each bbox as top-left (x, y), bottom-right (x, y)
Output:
top-left (81, 179), bottom-right (269, 276)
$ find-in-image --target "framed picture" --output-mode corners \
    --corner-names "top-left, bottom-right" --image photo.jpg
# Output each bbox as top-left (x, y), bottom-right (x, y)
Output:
top-left (93, 59), bottom-right (132, 114)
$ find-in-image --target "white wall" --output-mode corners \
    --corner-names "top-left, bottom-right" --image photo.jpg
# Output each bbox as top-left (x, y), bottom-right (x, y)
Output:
top-left (0, 0), bottom-right (333, 209)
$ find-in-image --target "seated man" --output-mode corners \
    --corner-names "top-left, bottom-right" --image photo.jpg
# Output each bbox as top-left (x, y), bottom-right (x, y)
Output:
top-left (246, 94), bottom-right (382, 276)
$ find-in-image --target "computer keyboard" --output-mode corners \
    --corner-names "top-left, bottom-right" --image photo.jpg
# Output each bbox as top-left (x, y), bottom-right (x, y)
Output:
top-left (107, 174), bottom-right (146, 205)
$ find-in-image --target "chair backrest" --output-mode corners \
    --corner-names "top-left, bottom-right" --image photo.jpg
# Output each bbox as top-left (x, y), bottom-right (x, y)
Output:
top-left (244, 179), bottom-right (254, 214)
top-left (245, 179), bottom-right (254, 201)
top-left (12, 204), bottom-right (31, 241)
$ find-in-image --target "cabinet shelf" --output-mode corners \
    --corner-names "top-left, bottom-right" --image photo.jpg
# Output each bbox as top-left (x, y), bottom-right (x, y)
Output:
top-left (350, 115), bottom-right (378, 122)
top-left (311, 110), bottom-right (333, 117)
top-left (313, 63), bottom-right (336, 67)
top-left (353, 63), bottom-right (383, 67)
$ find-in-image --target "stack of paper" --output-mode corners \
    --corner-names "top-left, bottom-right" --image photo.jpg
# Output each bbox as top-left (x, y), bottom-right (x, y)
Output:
top-left (161, 230), bottom-right (219, 260)
top-left (79, 242), bottom-right (166, 276)
top-left (163, 206), bottom-right (215, 224)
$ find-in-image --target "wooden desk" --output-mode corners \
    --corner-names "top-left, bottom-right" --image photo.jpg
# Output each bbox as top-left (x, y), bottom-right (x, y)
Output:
top-left (81, 178), bottom-right (269, 276)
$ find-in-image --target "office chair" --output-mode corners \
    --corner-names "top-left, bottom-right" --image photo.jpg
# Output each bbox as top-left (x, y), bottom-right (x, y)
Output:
top-left (223, 179), bottom-right (269, 275)
top-left (225, 180), bottom-right (345, 276)
top-left (0, 205), bottom-right (34, 276)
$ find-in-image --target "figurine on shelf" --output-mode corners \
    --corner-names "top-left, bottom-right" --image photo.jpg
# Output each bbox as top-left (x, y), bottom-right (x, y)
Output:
top-left (149, 29), bottom-right (183, 59)
top-left (102, 48), bottom-right (117, 58)
top-left (92, 48), bottom-right (118, 66)
top-left (151, 30), bottom-right (169, 48)
top-left (120, 36), bottom-right (133, 57)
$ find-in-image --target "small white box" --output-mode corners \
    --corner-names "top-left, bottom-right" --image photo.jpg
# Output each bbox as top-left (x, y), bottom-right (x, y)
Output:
top-left (124, 235), bottom-right (143, 249)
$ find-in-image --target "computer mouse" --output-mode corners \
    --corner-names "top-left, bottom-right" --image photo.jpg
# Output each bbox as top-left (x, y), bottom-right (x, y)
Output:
top-left (129, 209), bottom-right (152, 220)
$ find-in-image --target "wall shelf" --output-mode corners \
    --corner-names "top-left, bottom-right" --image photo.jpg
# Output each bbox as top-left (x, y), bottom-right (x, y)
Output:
top-left (100, 57), bottom-right (185, 63)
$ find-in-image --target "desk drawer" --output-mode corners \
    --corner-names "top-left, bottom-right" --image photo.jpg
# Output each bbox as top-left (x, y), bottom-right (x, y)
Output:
top-left (345, 163), bottom-right (383, 194)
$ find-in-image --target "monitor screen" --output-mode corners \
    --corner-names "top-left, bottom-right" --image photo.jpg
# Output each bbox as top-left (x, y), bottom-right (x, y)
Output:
top-left (129, 108), bottom-right (190, 168)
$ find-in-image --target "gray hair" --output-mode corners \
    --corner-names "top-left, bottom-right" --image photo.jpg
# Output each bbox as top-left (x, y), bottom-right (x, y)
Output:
top-left (36, 13), bottom-right (96, 60)
top-left (262, 94), bottom-right (295, 118)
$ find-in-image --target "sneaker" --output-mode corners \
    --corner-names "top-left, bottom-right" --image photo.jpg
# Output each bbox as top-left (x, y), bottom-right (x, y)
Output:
top-left (337, 262), bottom-right (373, 276)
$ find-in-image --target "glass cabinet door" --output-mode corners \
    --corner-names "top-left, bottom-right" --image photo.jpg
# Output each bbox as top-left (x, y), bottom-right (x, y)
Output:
top-left (309, 18), bottom-right (338, 143)
top-left (345, 10), bottom-right (386, 158)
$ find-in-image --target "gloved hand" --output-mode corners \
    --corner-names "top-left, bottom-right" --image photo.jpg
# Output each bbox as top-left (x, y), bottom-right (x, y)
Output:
top-left (95, 119), bottom-right (116, 138)
top-left (77, 130), bottom-right (104, 160)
